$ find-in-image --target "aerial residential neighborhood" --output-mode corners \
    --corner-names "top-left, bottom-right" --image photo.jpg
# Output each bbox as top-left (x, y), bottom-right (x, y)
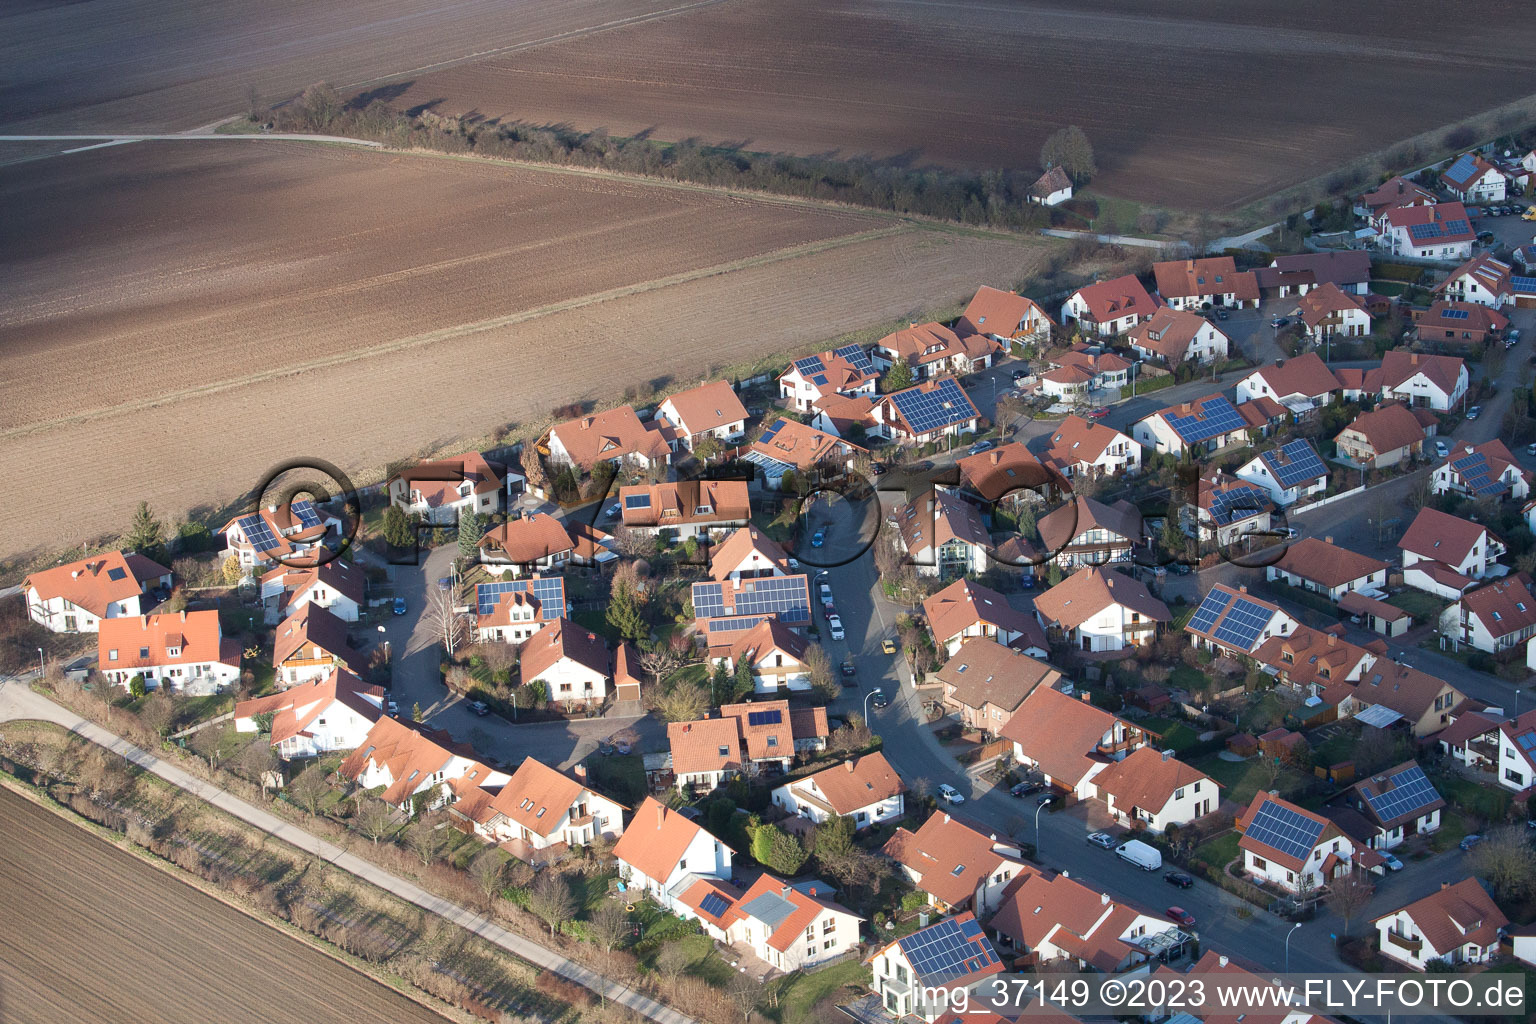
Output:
top-left (6, 9), bottom-right (1536, 1024)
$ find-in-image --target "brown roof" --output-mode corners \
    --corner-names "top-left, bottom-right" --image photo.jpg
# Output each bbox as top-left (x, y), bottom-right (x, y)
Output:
top-left (790, 752), bottom-right (906, 816)
top-left (1125, 307), bottom-right (1225, 362)
top-left (895, 488), bottom-right (990, 559)
top-left (1236, 792), bottom-right (1344, 871)
top-left (613, 797), bottom-right (728, 883)
top-left (549, 406), bottom-right (670, 470)
top-left (1351, 760), bottom-right (1446, 830)
top-left (746, 418), bottom-right (858, 473)
top-left (955, 286), bottom-right (1053, 339)
top-left (1398, 507), bottom-right (1493, 566)
top-left (1436, 253), bottom-right (1513, 298)
top-left (1184, 584), bottom-right (1286, 650)
top-left (1272, 538), bottom-right (1389, 589)
top-left (667, 716), bottom-right (743, 776)
top-left (1037, 496), bottom-right (1143, 554)
top-left (27, 550), bottom-right (170, 618)
top-left (1041, 364), bottom-right (1094, 385)
top-left (936, 639), bottom-right (1061, 714)
top-left (1384, 202), bottom-right (1476, 245)
top-left (779, 350), bottom-right (878, 399)
top-left (270, 560), bottom-right (366, 607)
top-left (708, 525), bottom-right (791, 582)
top-left (883, 812), bottom-right (1031, 909)
top-left (811, 392), bottom-right (878, 435)
top-left (998, 687), bottom-right (1136, 788)
top-left (486, 756), bottom-right (589, 838)
top-left (1295, 282), bottom-right (1370, 329)
top-left (1373, 878), bottom-right (1507, 957)
top-left (1094, 747), bottom-right (1215, 814)
top-left (1359, 176), bottom-right (1438, 214)
top-left (1442, 153), bottom-right (1502, 192)
top-left (519, 619), bottom-right (611, 686)
top-left (1461, 573), bottom-right (1536, 640)
top-left (1030, 165), bottom-right (1073, 199)
top-left (956, 442), bottom-right (1064, 503)
top-left (1246, 352), bottom-right (1342, 399)
top-left (272, 605), bottom-right (364, 675)
top-left (875, 322), bottom-right (989, 367)
top-left (1071, 275), bottom-right (1159, 323)
top-left (1420, 300), bottom-right (1510, 337)
top-left (789, 705), bottom-right (830, 744)
top-left (726, 618), bottom-right (808, 670)
top-left (618, 479), bottom-right (750, 529)
top-left (1353, 660), bottom-right (1460, 723)
top-left (389, 451), bottom-right (504, 505)
top-left (736, 873), bottom-right (856, 952)
top-left (1338, 590), bottom-right (1410, 622)
top-left (1032, 566), bottom-right (1169, 631)
top-left (922, 578), bottom-right (1047, 651)
top-left (989, 871), bottom-right (1134, 971)
top-left (1152, 257), bottom-right (1259, 303)
top-left (676, 877), bottom-right (747, 929)
top-left (721, 700), bottom-right (798, 761)
top-left (1251, 627), bottom-right (1371, 690)
top-left (338, 716), bottom-right (482, 807)
top-left (1270, 251), bottom-right (1373, 289)
top-left (660, 380), bottom-right (748, 436)
top-left (1338, 402), bottom-right (1426, 458)
top-left (1045, 415), bottom-right (1136, 470)
top-left (877, 375), bottom-right (979, 436)
top-left (1380, 350), bottom-right (1464, 396)
top-left (479, 513), bottom-right (574, 564)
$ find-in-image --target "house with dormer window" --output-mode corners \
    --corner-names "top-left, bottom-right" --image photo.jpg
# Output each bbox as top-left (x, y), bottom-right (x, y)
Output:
top-left (98, 610), bottom-right (241, 693)
top-left (273, 605), bottom-right (365, 687)
top-left (339, 715), bottom-right (509, 812)
top-left (25, 550), bottom-right (171, 633)
top-left (772, 752), bottom-right (906, 828)
top-left (388, 451), bottom-right (518, 525)
top-left (454, 755), bottom-right (625, 864)
top-left (618, 479), bottom-right (750, 540)
top-left (1374, 878), bottom-right (1505, 970)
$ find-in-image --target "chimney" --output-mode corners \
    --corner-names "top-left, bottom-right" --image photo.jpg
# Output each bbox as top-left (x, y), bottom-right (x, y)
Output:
top-left (1327, 635), bottom-right (1336, 647)
top-left (657, 801), bottom-right (665, 828)
top-left (1080, 691), bottom-right (1092, 703)
top-left (1238, 585), bottom-right (1248, 594)
top-left (1219, 956), bottom-right (1230, 967)
top-left (846, 761), bottom-right (856, 773)
top-left (782, 886), bottom-right (792, 898)
top-left (1062, 871), bottom-right (1070, 878)
top-left (1442, 881), bottom-right (1450, 891)
top-left (1162, 749), bottom-right (1174, 762)
top-left (1101, 892), bottom-right (1112, 905)
top-left (990, 451), bottom-right (1002, 465)
top-left (1411, 353), bottom-right (1419, 365)
top-left (71, 570), bottom-right (81, 578)
top-left (943, 814), bottom-right (951, 824)
top-left (581, 416), bottom-right (594, 429)
top-left (1324, 535), bottom-right (1333, 544)
top-left (181, 609), bottom-right (187, 622)
top-left (573, 763), bottom-right (587, 781)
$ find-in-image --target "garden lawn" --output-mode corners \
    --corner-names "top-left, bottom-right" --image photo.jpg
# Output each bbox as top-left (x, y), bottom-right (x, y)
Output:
top-left (765, 959), bottom-right (873, 1024)
top-left (1386, 589), bottom-right (1446, 622)
top-left (1191, 831), bottom-right (1240, 871)
top-left (1432, 773), bottom-right (1510, 823)
top-left (1192, 753), bottom-right (1307, 808)
top-left (584, 753), bottom-right (646, 805)
top-left (1139, 716), bottom-right (1200, 752)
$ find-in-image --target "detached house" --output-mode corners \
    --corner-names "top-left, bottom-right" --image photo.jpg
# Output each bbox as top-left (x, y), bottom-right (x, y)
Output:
top-left (97, 610), bottom-right (241, 692)
top-left (1043, 416), bottom-right (1141, 480)
top-left (518, 619), bottom-right (615, 707)
top-left (1185, 584), bottom-right (1298, 660)
top-left (707, 525), bottom-right (792, 582)
top-left (1029, 165), bottom-right (1074, 206)
top-left (478, 514), bottom-right (576, 576)
top-left (1152, 257), bottom-right (1260, 310)
top-left (1091, 747), bottom-right (1217, 832)
top-left (923, 578), bottom-right (1049, 658)
top-left (1350, 662), bottom-right (1463, 739)
top-left (614, 797), bottom-right (734, 912)
top-left (956, 443), bottom-right (1064, 504)
top-left (259, 560), bottom-right (364, 623)
top-left (1256, 251), bottom-right (1372, 298)
top-left (955, 286), bottom-right (1054, 347)
top-left (935, 638), bottom-right (1063, 735)
top-left (1449, 573), bottom-right (1536, 654)
top-left (25, 550), bottom-right (171, 633)
top-left (1399, 507), bottom-right (1503, 598)
top-left (1440, 153), bottom-right (1508, 204)
top-left (1266, 537), bottom-right (1389, 602)
top-left (1061, 275), bottom-right (1159, 336)
top-left (273, 605), bottom-right (364, 687)
top-left (387, 451), bottom-right (515, 525)
top-left (455, 755), bottom-right (625, 864)
top-left (1294, 284), bottom-right (1371, 343)
top-left (472, 576), bottom-right (566, 644)
top-left (222, 500), bottom-right (338, 571)
top-left (778, 346), bottom-right (880, 412)
top-left (990, 871), bottom-right (1189, 973)
top-left (1252, 627), bottom-right (1374, 702)
top-left (339, 716), bottom-right (508, 812)
top-left (1125, 308), bottom-right (1230, 366)
top-left (1414, 301), bottom-right (1510, 348)
top-left (1334, 402), bottom-right (1430, 469)
top-left (709, 618), bottom-right (812, 694)
top-left (1000, 686), bottom-right (1146, 801)
top-left (868, 913), bottom-right (1003, 1023)
top-left (234, 668), bottom-right (383, 760)
top-left (772, 752), bottom-right (906, 827)
top-left (1357, 176), bottom-right (1438, 219)
top-left (1195, 471), bottom-right (1274, 547)
top-left (618, 479), bottom-right (751, 539)
top-left (1378, 202), bottom-right (1475, 260)
top-left (1343, 761), bottom-right (1444, 851)
top-left (874, 322), bottom-right (1000, 380)
top-left (1375, 878), bottom-right (1506, 970)
top-left (743, 417), bottom-right (863, 489)
top-left (683, 875), bottom-right (862, 973)
top-left (1133, 394), bottom-right (1251, 457)
top-left (893, 488), bottom-right (991, 579)
top-left (547, 405), bottom-right (670, 473)
top-left (1437, 253), bottom-right (1514, 309)
top-left (666, 701), bottom-right (829, 792)
top-left (884, 814), bottom-right (1031, 913)
top-left (1235, 439), bottom-right (1328, 506)
top-left (1376, 350), bottom-right (1469, 411)
top-left (1434, 440), bottom-right (1531, 500)
top-left (870, 376), bottom-right (980, 444)
top-left (654, 380), bottom-right (748, 451)
top-left (1237, 791), bottom-right (1356, 895)
top-left (1235, 353), bottom-right (1342, 413)
top-left (1496, 711), bottom-right (1536, 791)
top-left (691, 573), bottom-right (813, 647)
top-left (1038, 495), bottom-right (1143, 569)
top-left (1032, 567), bottom-right (1169, 654)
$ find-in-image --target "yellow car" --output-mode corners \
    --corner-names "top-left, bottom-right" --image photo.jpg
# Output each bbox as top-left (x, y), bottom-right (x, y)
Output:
top-left (1523, 206), bottom-right (1536, 222)
top-left (881, 638), bottom-right (898, 655)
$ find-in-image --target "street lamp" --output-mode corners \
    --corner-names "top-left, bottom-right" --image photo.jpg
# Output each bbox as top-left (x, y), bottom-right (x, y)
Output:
top-left (864, 688), bottom-right (885, 721)
top-left (37, 647), bottom-right (45, 676)
top-left (1035, 796), bottom-right (1054, 860)
top-left (1285, 922), bottom-right (1302, 972)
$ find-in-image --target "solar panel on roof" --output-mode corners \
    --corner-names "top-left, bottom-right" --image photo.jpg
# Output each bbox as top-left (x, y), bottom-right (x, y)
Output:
top-left (704, 614), bottom-right (769, 635)
top-left (1167, 396), bottom-right (1244, 444)
top-left (794, 356), bottom-right (826, 377)
top-left (1361, 764), bottom-right (1439, 824)
top-left (1446, 153), bottom-right (1478, 182)
top-left (1519, 732), bottom-right (1536, 753)
top-left (1513, 276), bottom-right (1536, 292)
top-left (898, 917), bottom-right (998, 986)
top-left (811, 374), bottom-right (829, 386)
top-left (744, 450), bottom-right (793, 473)
top-left (1212, 596), bottom-right (1274, 651)
top-left (624, 494), bottom-right (652, 509)
top-left (700, 892), bottom-right (730, 918)
top-left (238, 513), bottom-right (279, 552)
top-left (1265, 440), bottom-right (1326, 489)
top-left (833, 343), bottom-right (875, 373)
top-left (890, 378), bottom-right (974, 435)
top-left (747, 710), bottom-right (783, 726)
top-left (1188, 589), bottom-right (1234, 635)
top-left (476, 577), bottom-right (566, 617)
top-left (1245, 799), bottom-right (1324, 862)
top-left (1440, 308), bottom-right (1470, 320)
top-left (1208, 485), bottom-right (1268, 526)
top-left (758, 420), bottom-right (786, 444)
top-left (290, 499), bottom-right (322, 530)
top-left (693, 582), bottom-right (727, 618)
top-left (107, 566), bottom-right (128, 581)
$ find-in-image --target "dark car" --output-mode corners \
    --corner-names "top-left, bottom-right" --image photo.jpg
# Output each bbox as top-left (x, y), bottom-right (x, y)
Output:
top-left (1019, 575), bottom-right (1037, 590)
top-left (871, 462), bottom-right (887, 476)
top-left (870, 691), bottom-right (890, 709)
top-left (468, 700), bottom-right (490, 716)
top-left (1270, 316), bottom-right (1289, 327)
top-left (392, 597), bottom-right (407, 615)
top-left (1167, 906), bottom-right (1196, 927)
top-left (910, 460), bottom-right (934, 472)
top-left (841, 658), bottom-right (857, 678)
top-left (1215, 308), bottom-right (1229, 320)
top-left (1010, 781), bottom-right (1042, 798)
top-left (1164, 871), bottom-right (1194, 889)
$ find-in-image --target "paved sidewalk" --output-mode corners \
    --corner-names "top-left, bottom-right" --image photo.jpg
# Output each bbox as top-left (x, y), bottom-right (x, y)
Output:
top-left (0, 678), bottom-right (694, 1024)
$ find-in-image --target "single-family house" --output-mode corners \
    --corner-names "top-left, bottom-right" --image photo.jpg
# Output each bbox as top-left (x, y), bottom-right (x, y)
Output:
top-left (387, 451), bottom-right (516, 525)
top-left (1434, 440), bottom-right (1531, 500)
top-left (1252, 627), bottom-right (1374, 703)
top-left (1267, 537), bottom-right (1390, 602)
top-left (709, 618), bottom-right (812, 694)
top-left (779, 345), bottom-right (881, 412)
top-left (25, 551), bottom-right (171, 633)
top-left (1235, 439), bottom-right (1328, 506)
top-left (1125, 308), bottom-right (1230, 366)
top-left (260, 560), bottom-right (365, 623)
top-left (1436, 253), bottom-right (1514, 308)
top-left (654, 380), bottom-right (748, 451)
top-left (954, 286), bottom-right (1054, 348)
top-left (956, 443), bottom-right (1065, 505)
top-left (1038, 495), bottom-right (1143, 569)
top-left (233, 667), bottom-right (383, 760)
top-left (772, 752), bottom-right (906, 827)
top-left (472, 576), bottom-right (566, 644)
top-left (1185, 584), bottom-right (1298, 660)
top-left (1351, 661), bottom-right (1463, 738)
top-left (1061, 275), bottom-right (1160, 336)
top-left (455, 756), bottom-right (625, 864)
top-left (666, 701), bottom-right (828, 792)
top-left (1153, 257), bottom-right (1260, 310)
top-left (1237, 791), bottom-right (1355, 894)
top-left (1091, 747), bottom-right (1218, 832)
top-left (922, 578), bottom-right (1049, 658)
top-left (1050, 347), bottom-right (1134, 393)
top-left (874, 322), bottom-right (1000, 380)
top-left (1414, 301), bottom-right (1510, 348)
top-left (1378, 350), bottom-right (1470, 411)
top-left (618, 479), bottom-right (751, 539)
top-left (707, 525), bottom-right (792, 582)
top-left (884, 814), bottom-right (1031, 913)
top-left (691, 573), bottom-right (813, 647)
top-left (1356, 176), bottom-right (1438, 219)
top-left (96, 609), bottom-right (241, 692)
top-left (1043, 415), bottom-right (1141, 480)
top-left (1450, 574), bottom-right (1536, 654)
top-left (1495, 710), bottom-right (1536, 791)
top-left (870, 376), bottom-right (980, 444)
top-left (1195, 471), bottom-right (1274, 547)
top-left (710, 875), bottom-right (864, 973)
top-left (935, 638), bottom-right (1063, 735)
top-left (867, 913), bottom-right (1003, 1023)
top-left (478, 514), bottom-right (575, 576)
top-left (1440, 153), bottom-right (1508, 204)
top-left (1031, 566), bottom-right (1169, 653)
top-left (222, 501), bottom-right (338, 571)
top-left (1334, 402), bottom-right (1429, 469)
top-left (1256, 251), bottom-right (1372, 298)
top-left (519, 619), bottom-right (614, 708)
top-left (1000, 686), bottom-right (1146, 801)
top-left (1342, 761), bottom-right (1444, 851)
top-left (1399, 507), bottom-right (1504, 598)
top-left (743, 417), bottom-right (863, 488)
top-left (1339, 590), bottom-right (1413, 637)
top-left (1377, 202), bottom-right (1475, 260)
top-left (338, 716), bottom-right (508, 812)
top-left (1293, 284), bottom-right (1371, 344)
top-left (990, 871), bottom-right (1187, 973)
top-left (272, 605), bottom-right (364, 687)
top-left (1132, 394), bottom-right (1252, 457)
top-left (1029, 166), bottom-right (1074, 206)
top-left (1235, 353), bottom-right (1343, 413)
top-left (614, 797), bottom-right (734, 912)
top-left (1374, 878), bottom-right (1506, 970)
top-left (547, 406), bottom-right (671, 473)
top-left (893, 488), bottom-right (991, 579)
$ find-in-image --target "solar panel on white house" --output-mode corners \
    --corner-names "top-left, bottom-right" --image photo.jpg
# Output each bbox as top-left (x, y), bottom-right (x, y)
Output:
top-left (1451, 451), bottom-right (1506, 495)
top-left (1167, 396), bottom-right (1244, 444)
top-left (1360, 764), bottom-right (1440, 824)
top-left (699, 892), bottom-right (731, 918)
top-left (1445, 153), bottom-right (1478, 183)
top-left (1244, 798), bottom-right (1324, 862)
top-left (833, 343), bottom-right (876, 374)
top-left (898, 916), bottom-right (999, 986)
top-left (794, 356), bottom-right (826, 378)
top-left (107, 566), bottom-right (128, 581)
top-left (1264, 439), bottom-right (1326, 489)
top-left (475, 577), bottom-right (566, 617)
top-left (1188, 588), bottom-right (1235, 635)
top-left (237, 513), bottom-right (280, 552)
top-left (889, 378), bottom-right (974, 435)
top-left (1212, 597), bottom-right (1275, 651)
top-left (290, 499), bottom-right (322, 530)
top-left (1207, 484), bottom-right (1269, 526)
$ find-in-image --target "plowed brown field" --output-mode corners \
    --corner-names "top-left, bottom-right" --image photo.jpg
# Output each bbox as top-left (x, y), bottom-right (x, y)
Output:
top-left (0, 786), bottom-right (450, 1024)
top-left (382, 0), bottom-right (1536, 209)
top-left (0, 141), bottom-right (1051, 557)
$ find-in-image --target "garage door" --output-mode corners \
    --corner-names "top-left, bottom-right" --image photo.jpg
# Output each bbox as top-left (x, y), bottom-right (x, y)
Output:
top-left (1518, 294), bottom-right (1536, 308)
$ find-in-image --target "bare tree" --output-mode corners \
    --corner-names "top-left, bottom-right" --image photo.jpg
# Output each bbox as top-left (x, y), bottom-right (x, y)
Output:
top-left (288, 763), bottom-right (332, 816)
top-left (613, 525), bottom-right (650, 559)
top-left (1325, 871), bottom-right (1375, 935)
top-left (587, 902), bottom-right (631, 994)
top-left (423, 585), bottom-right (465, 657)
top-left (650, 681), bottom-right (708, 723)
top-left (727, 972), bottom-right (761, 1023)
top-left (189, 724), bottom-right (225, 770)
top-left (470, 847), bottom-right (506, 906)
top-left (236, 736), bottom-right (276, 782)
top-left (654, 940), bottom-right (695, 982)
top-left (139, 690), bottom-right (176, 736)
top-left (1469, 827), bottom-right (1536, 900)
top-left (407, 816), bottom-right (446, 866)
top-left (804, 645), bottom-right (836, 701)
top-left (528, 870), bottom-right (576, 937)
top-left (1040, 126), bottom-right (1096, 184)
top-left (353, 796), bottom-right (398, 846)
top-left (638, 643), bottom-right (679, 685)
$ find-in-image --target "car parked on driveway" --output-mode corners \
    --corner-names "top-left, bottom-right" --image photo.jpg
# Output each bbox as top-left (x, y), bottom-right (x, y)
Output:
top-left (604, 503), bottom-right (621, 520)
top-left (1010, 781), bottom-right (1042, 798)
top-left (1461, 834), bottom-right (1484, 851)
top-left (938, 784), bottom-right (965, 805)
top-left (1164, 871), bottom-right (1194, 889)
top-left (1381, 852), bottom-right (1404, 872)
top-left (1087, 832), bottom-right (1115, 850)
top-left (1435, 440), bottom-right (1450, 459)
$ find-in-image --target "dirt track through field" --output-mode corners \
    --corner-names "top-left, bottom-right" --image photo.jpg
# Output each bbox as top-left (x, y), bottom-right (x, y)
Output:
top-left (0, 786), bottom-right (451, 1024)
top-left (0, 141), bottom-right (1051, 558)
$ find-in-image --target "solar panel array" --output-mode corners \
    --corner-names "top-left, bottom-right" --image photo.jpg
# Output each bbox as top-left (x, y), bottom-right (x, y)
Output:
top-left (889, 378), bottom-right (973, 435)
top-left (476, 577), bottom-right (566, 617)
top-left (833, 343), bottom-right (876, 374)
top-left (1207, 483), bottom-right (1269, 525)
top-left (1361, 763), bottom-right (1440, 824)
top-left (747, 709), bottom-right (783, 726)
top-left (624, 494), bottom-right (652, 509)
top-left (1244, 798), bottom-right (1325, 862)
top-left (237, 513), bottom-right (280, 552)
top-left (1167, 396), bottom-right (1244, 444)
top-left (899, 916), bottom-right (998, 986)
top-left (1513, 276), bottom-right (1536, 294)
top-left (704, 614), bottom-right (769, 636)
top-left (290, 499), bottom-right (322, 530)
top-left (811, 374), bottom-right (829, 386)
top-left (107, 566), bottom-right (128, 581)
top-left (693, 576), bottom-right (809, 620)
top-left (1212, 597), bottom-right (1275, 651)
top-left (794, 356), bottom-right (826, 378)
top-left (758, 420), bottom-right (786, 445)
top-left (1438, 308), bottom-right (1470, 321)
top-left (700, 892), bottom-right (731, 918)
top-left (1409, 218), bottom-right (1469, 241)
top-left (1451, 452), bottom-right (1507, 496)
top-left (1265, 439), bottom-right (1327, 488)
top-left (1445, 153), bottom-right (1478, 183)
top-left (1188, 588), bottom-right (1235, 635)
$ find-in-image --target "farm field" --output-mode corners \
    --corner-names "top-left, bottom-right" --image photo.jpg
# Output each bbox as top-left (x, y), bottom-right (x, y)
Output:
top-left (0, 0), bottom-right (708, 133)
top-left (379, 0), bottom-right (1536, 210)
top-left (0, 141), bottom-right (1053, 559)
top-left (0, 785), bottom-right (451, 1024)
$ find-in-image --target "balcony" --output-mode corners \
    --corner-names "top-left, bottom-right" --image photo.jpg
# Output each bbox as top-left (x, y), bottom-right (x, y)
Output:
top-left (1383, 931), bottom-right (1423, 955)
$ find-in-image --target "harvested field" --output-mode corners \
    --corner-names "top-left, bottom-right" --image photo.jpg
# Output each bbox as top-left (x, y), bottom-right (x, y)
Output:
top-left (380, 0), bottom-right (1536, 210)
top-left (0, 785), bottom-right (450, 1024)
top-left (0, 141), bottom-right (1053, 558)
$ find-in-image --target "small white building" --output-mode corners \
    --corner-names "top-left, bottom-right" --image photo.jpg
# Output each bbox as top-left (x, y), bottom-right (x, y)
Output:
top-left (387, 451), bottom-right (515, 526)
top-left (1433, 440), bottom-right (1531, 501)
top-left (1440, 153), bottom-right (1508, 204)
top-left (1060, 275), bottom-right (1160, 337)
top-left (1345, 761), bottom-right (1444, 851)
top-left (1266, 537), bottom-right (1389, 602)
top-left (771, 752), bottom-right (906, 828)
top-left (1374, 878), bottom-right (1506, 970)
top-left (458, 756), bottom-right (625, 861)
top-left (654, 380), bottom-right (749, 452)
top-left (1031, 566), bottom-right (1169, 654)
top-left (339, 715), bottom-right (509, 813)
top-left (519, 619), bottom-right (614, 708)
top-left (260, 561), bottom-right (365, 623)
top-left (1398, 507), bottom-right (1503, 599)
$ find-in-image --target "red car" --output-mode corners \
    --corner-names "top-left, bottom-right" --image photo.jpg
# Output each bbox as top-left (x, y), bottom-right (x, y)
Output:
top-left (1086, 408), bottom-right (1110, 419)
top-left (1166, 906), bottom-right (1196, 927)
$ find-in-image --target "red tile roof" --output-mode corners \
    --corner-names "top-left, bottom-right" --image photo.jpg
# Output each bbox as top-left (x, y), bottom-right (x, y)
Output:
top-left (518, 619), bottom-right (610, 687)
top-left (935, 639), bottom-right (1062, 714)
top-left (1245, 352), bottom-right (1342, 399)
top-left (273, 605), bottom-right (365, 675)
top-left (955, 442), bottom-right (1064, 503)
top-left (1372, 877), bottom-right (1506, 957)
top-left (26, 550), bottom-right (170, 618)
top-left (479, 513), bottom-right (575, 565)
top-left (549, 406), bottom-right (670, 470)
top-left (789, 752), bottom-right (905, 816)
top-left (1152, 257), bottom-right (1259, 303)
top-left (1338, 402), bottom-right (1427, 459)
top-left (922, 578), bottom-right (1047, 651)
top-left (486, 756), bottom-right (590, 838)
top-left (1032, 566), bottom-right (1169, 631)
top-left (998, 686), bottom-right (1137, 788)
top-left (955, 286), bottom-right (1053, 339)
top-left (1398, 507), bottom-right (1494, 566)
top-left (1125, 308), bottom-right (1225, 362)
top-left (614, 797), bottom-right (729, 884)
top-left (1271, 538), bottom-right (1389, 589)
top-left (1236, 792), bottom-right (1343, 871)
top-left (1461, 573), bottom-right (1536, 641)
top-left (883, 812), bottom-right (1032, 909)
top-left (1071, 275), bottom-right (1159, 323)
top-left (618, 479), bottom-right (750, 529)
top-left (660, 380), bottom-right (748, 437)
top-left (389, 451), bottom-right (505, 506)
top-left (707, 525), bottom-right (791, 582)
top-left (1093, 747), bottom-right (1215, 814)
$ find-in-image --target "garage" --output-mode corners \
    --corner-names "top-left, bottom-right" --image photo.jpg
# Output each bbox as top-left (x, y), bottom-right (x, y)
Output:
top-left (1517, 294), bottom-right (1536, 309)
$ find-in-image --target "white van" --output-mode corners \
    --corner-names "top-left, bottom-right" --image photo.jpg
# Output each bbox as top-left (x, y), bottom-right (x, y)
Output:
top-left (1115, 839), bottom-right (1162, 871)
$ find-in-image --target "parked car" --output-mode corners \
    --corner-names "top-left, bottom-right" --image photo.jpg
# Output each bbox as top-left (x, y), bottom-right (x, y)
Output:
top-left (1435, 440), bottom-right (1451, 459)
top-left (604, 503), bottom-right (621, 520)
top-left (811, 530), bottom-right (826, 548)
top-left (1086, 408), bottom-right (1109, 419)
top-left (1528, 442), bottom-right (1536, 457)
top-left (871, 462), bottom-right (887, 475)
top-left (392, 597), bottom-right (407, 615)
top-left (787, 557), bottom-right (800, 569)
top-left (909, 460), bottom-right (934, 472)
top-left (1019, 574), bottom-right (1036, 589)
top-left (938, 784), bottom-right (965, 805)
top-left (1164, 871), bottom-right (1194, 889)
top-left (819, 582), bottom-right (833, 601)
top-left (840, 657), bottom-right (857, 678)
top-left (828, 615), bottom-right (845, 641)
top-left (1509, 329), bottom-right (1523, 345)
top-left (1270, 316), bottom-right (1289, 327)
top-left (969, 440), bottom-right (995, 455)
top-left (870, 691), bottom-right (890, 709)
top-left (1116, 839), bottom-right (1163, 871)
top-left (1523, 207), bottom-right (1536, 222)
top-left (1461, 834), bottom-right (1484, 851)
top-left (881, 638), bottom-right (897, 655)
top-left (1215, 308), bottom-right (1229, 320)
top-left (1166, 906), bottom-right (1197, 928)
top-left (1467, 405), bottom-right (1482, 420)
top-left (386, 700), bottom-right (399, 717)
top-left (1086, 832), bottom-right (1116, 850)
top-left (1010, 781), bottom-right (1042, 798)
top-left (1381, 852), bottom-right (1404, 872)
top-left (468, 700), bottom-right (490, 716)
